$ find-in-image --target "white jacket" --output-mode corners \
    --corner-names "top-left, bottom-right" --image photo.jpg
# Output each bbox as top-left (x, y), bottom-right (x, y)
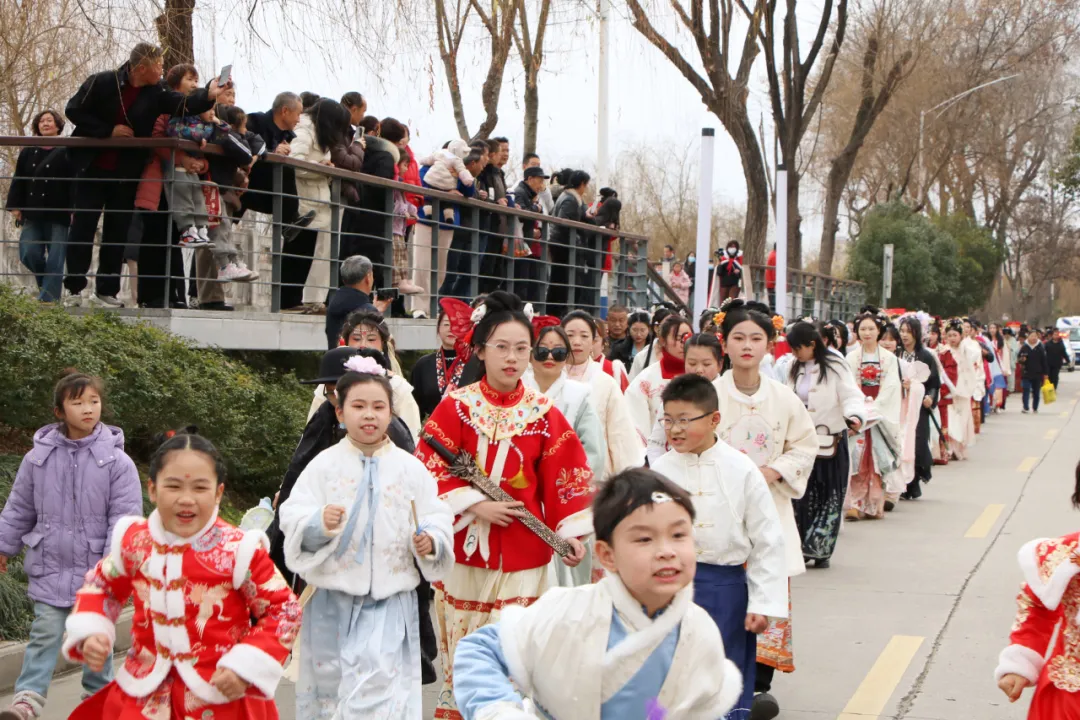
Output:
top-left (625, 362), bottom-right (667, 444)
top-left (279, 439), bottom-right (454, 598)
top-left (419, 140), bottom-right (474, 192)
top-left (788, 359), bottom-right (868, 434)
top-left (290, 114), bottom-right (331, 231)
top-left (653, 439), bottom-right (788, 617)
top-left (574, 359), bottom-right (644, 476)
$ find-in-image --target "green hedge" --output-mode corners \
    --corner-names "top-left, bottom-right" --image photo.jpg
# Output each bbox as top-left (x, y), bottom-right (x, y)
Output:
top-left (0, 286), bottom-right (310, 497)
top-left (0, 457), bottom-right (35, 641)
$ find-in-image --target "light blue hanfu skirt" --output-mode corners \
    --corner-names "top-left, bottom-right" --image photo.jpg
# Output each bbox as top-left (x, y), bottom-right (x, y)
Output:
top-left (295, 587), bottom-right (422, 719)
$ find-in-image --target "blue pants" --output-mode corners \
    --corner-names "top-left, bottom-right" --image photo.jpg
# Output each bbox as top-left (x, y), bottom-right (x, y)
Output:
top-left (693, 563), bottom-right (755, 720)
top-left (15, 602), bottom-right (113, 699)
top-left (18, 220), bottom-right (67, 302)
top-left (1022, 378), bottom-right (1040, 411)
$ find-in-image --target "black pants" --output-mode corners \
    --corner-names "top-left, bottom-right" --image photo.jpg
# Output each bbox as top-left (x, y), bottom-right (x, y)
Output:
top-left (135, 197), bottom-right (188, 308)
top-left (65, 167), bottom-right (139, 297)
top-left (242, 163), bottom-right (299, 221)
top-left (437, 227), bottom-right (474, 300)
top-left (513, 254), bottom-right (544, 303)
top-left (342, 207), bottom-right (391, 290)
top-left (755, 662), bottom-right (775, 693)
top-left (1050, 368), bottom-right (1061, 389)
top-left (478, 231), bottom-right (507, 294)
top-left (280, 228), bottom-right (318, 310)
top-left (546, 242), bottom-right (571, 318)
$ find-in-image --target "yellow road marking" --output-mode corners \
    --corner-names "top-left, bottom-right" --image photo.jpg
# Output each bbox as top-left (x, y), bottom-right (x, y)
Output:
top-left (1062, 411), bottom-right (1070, 418)
top-left (1017, 457), bottom-right (1039, 472)
top-left (837, 635), bottom-right (925, 719)
top-left (965, 504), bottom-right (1006, 538)
top-left (1047, 429), bottom-right (1059, 440)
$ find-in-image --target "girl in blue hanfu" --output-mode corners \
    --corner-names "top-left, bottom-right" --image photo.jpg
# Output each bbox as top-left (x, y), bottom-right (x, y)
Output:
top-left (452, 467), bottom-right (743, 720)
top-left (280, 355), bottom-right (455, 719)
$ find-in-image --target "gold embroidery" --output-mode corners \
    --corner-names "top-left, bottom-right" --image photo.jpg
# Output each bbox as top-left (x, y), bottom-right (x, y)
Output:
top-left (1048, 577), bottom-right (1080, 691)
top-left (1039, 538), bottom-right (1079, 584)
top-left (543, 430), bottom-right (576, 459)
top-left (1012, 585), bottom-right (1034, 632)
top-left (188, 583), bottom-right (232, 637)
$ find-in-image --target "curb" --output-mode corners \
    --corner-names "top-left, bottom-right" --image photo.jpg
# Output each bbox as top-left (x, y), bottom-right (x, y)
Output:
top-left (0, 609), bottom-right (134, 694)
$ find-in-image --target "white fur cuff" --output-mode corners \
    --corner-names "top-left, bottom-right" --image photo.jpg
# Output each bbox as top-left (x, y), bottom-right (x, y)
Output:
top-left (233, 530), bottom-right (269, 589)
top-left (442, 487), bottom-right (487, 517)
top-left (555, 509), bottom-right (593, 540)
top-left (476, 701), bottom-right (535, 720)
top-left (62, 612), bottom-right (116, 662)
top-left (995, 644), bottom-right (1045, 684)
top-left (217, 643), bottom-right (285, 699)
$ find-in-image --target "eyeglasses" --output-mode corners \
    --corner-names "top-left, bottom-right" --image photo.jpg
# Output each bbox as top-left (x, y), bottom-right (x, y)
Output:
top-left (659, 412), bottom-right (712, 430)
top-left (484, 342), bottom-right (532, 359)
top-left (533, 346), bottom-right (569, 362)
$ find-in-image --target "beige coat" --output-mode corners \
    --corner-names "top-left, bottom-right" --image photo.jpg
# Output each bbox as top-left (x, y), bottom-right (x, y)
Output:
top-left (290, 114), bottom-right (332, 232)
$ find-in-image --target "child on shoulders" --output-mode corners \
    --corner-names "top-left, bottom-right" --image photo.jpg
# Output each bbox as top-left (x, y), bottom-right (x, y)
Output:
top-left (280, 355), bottom-right (454, 719)
top-left (452, 467), bottom-right (742, 720)
top-left (651, 374), bottom-right (788, 720)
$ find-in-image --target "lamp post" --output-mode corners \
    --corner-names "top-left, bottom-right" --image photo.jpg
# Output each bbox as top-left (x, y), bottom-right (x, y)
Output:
top-left (918, 74), bottom-right (1020, 198)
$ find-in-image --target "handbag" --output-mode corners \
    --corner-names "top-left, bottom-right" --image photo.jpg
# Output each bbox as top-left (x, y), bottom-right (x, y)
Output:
top-left (816, 424), bottom-right (841, 458)
top-left (1042, 378), bottom-right (1057, 405)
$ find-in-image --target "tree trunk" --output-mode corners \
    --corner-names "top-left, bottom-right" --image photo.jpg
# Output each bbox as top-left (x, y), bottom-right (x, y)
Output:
top-left (444, 54), bottom-right (470, 140)
top-left (155, 0), bottom-right (196, 69)
top-left (785, 167), bottom-right (803, 269)
top-left (731, 113), bottom-right (770, 264)
top-left (523, 77), bottom-right (539, 156)
top-left (819, 149), bottom-right (858, 275)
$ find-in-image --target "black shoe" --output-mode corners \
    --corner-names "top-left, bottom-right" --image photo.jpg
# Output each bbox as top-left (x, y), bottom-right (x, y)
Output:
top-left (814, 558), bottom-right (831, 569)
top-left (750, 692), bottom-right (780, 720)
top-left (282, 210), bottom-right (317, 243)
top-left (885, 500), bottom-right (896, 512)
top-left (169, 301), bottom-right (188, 309)
top-left (900, 492), bottom-right (912, 501)
top-left (199, 301), bottom-right (234, 311)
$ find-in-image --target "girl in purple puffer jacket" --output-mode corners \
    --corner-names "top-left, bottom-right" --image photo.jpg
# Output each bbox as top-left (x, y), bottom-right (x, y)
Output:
top-left (0, 371), bottom-right (142, 720)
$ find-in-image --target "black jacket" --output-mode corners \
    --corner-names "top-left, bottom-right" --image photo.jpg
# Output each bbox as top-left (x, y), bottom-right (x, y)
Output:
top-left (206, 127), bottom-right (254, 192)
top-left (5, 146), bottom-right (73, 224)
top-left (510, 180), bottom-right (540, 242)
top-left (1018, 342), bottom-right (1049, 380)
top-left (608, 336), bottom-right (636, 368)
top-left (65, 62), bottom-right (214, 175)
top-left (1046, 339), bottom-right (1070, 371)
top-left (246, 111), bottom-right (296, 155)
top-left (325, 287), bottom-right (378, 348)
top-left (349, 135), bottom-right (399, 241)
top-left (242, 112), bottom-right (297, 215)
top-left (411, 349), bottom-right (458, 419)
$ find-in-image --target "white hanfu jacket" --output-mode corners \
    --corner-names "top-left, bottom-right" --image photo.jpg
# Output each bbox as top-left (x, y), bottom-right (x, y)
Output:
top-left (279, 438), bottom-right (454, 597)
top-left (625, 362), bottom-right (668, 444)
top-left (960, 337), bottom-right (987, 402)
top-left (522, 369), bottom-right (607, 482)
top-left (453, 575), bottom-right (742, 720)
top-left (787, 359), bottom-right (867, 434)
top-left (572, 359), bottom-right (644, 477)
top-left (715, 373), bottom-right (817, 577)
top-left (652, 439), bottom-right (788, 618)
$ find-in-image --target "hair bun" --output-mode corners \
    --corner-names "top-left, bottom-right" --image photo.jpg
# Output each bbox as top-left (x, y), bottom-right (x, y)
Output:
top-left (483, 290), bottom-right (524, 314)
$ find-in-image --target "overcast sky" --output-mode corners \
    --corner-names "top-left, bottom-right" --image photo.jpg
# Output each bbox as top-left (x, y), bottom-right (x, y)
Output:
top-left (188, 1), bottom-right (831, 252)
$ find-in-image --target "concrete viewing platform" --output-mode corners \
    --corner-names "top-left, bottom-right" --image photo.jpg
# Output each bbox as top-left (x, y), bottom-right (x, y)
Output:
top-left (67, 307), bottom-right (438, 352)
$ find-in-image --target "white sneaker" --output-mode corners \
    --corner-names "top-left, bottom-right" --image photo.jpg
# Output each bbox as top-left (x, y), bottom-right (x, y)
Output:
top-left (398, 280), bottom-right (424, 295)
top-left (197, 227), bottom-right (212, 243)
top-left (218, 263), bottom-right (251, 282)
top-left (63, 290), bottom-right (85, 307)
top-left (179, 227), bottom-right (212, 249)
top-left (89, 293), bottom-right (124, 308)
top-left (237, 261), bottom-right (259, 281)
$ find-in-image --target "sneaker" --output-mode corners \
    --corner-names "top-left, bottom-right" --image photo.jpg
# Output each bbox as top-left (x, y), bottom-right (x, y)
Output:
top-left (0, 691), bottom-right (44, 719)
top-left (63, 290), bottom-right (86, 307)
top-left (218, 263), bottom-right (252, 282)
top-left (197, 227), bottom-right (212, 243)
top-left (89, 293), bottom-right (124, 308)
top-left (282, 210), bottom-right (316, 243)
top-left (238, 262), bottom-right (259, 282)
top-left (179, 227), bottom-right (213, 249)
top-left (1022, 409), bottom-right (1030, 414)
top-left (750, 692), bottom-right (780, 720)
top-left (398, 280), bottom-right (424, 295)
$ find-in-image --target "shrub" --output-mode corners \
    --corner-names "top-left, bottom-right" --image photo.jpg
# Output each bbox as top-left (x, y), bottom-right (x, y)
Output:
top-left (0, 286), bottom-right (310, 496)
top-left (0, 458), bottom-right (36, 641)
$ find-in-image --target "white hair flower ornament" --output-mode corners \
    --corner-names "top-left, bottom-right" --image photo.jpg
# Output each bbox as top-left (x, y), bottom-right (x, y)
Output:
top-left (343, 355), bottom-right (387, 376)
top-left (470, 305), bottom-right (488, 324)
top-left (523, 303), bottom-right (535, 321)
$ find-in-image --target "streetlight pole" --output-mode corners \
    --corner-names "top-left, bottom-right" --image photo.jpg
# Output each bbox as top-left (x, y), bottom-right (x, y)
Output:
top-left (918, 74), bottom-right (1020, 198)
top-left (597, 0), bottom-right (611, 187)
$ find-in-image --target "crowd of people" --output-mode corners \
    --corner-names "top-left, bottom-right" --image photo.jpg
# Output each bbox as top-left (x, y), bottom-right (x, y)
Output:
top-left (5, 43), bottom-right (624, 315)
top-left (4, 256), bottom-right (1072, 720)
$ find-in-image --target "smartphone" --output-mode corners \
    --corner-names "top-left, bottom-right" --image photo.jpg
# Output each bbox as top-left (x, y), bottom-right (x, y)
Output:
top-left (218, 64), bottom-right (233, 86)
top-left (376, 288), bottom-right (399, 301)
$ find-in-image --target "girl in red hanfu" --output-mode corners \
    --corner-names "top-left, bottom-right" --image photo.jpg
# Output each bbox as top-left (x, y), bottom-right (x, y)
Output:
top-left (415, 291), bottom-right (596, 720)
top-left (62, 431), bottom-right (300, 720)
top-left (997, 459), bottom-right (1080, 720)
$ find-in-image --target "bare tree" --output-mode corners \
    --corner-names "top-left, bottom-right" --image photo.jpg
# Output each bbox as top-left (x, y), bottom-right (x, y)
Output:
top-left (623, 0), bottom-right (771, 263)
top-left (741, 0), bottom-right (847, 269)
top-left (156, 0), bottom-right (196, 68)
top-left (434, 0), bottom-right (474, 139)
top-left (511, 0), bottom-right (552, 155)
top-left (471, 0), bottom-right (519, 140)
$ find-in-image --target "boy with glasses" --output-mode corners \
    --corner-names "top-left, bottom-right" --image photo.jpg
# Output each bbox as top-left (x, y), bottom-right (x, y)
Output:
top-left (651, 374), bottom-right (787, 720)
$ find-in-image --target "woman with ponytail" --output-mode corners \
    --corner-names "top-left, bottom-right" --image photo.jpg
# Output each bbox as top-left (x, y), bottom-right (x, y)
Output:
top-left (414, 291), bottom-right (595, 719)
top-left (624, 313), bottom-right (693, 444)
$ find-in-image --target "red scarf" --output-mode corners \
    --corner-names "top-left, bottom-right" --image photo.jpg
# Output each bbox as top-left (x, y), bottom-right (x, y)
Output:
top-left (659, 350), bottom-right (685, 379)
top-left (595, 354), bottom-right (630, 393)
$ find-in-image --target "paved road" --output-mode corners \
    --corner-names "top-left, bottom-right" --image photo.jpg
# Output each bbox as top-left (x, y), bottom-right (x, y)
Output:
top-left (7, 373), bottom-right (1079, 719)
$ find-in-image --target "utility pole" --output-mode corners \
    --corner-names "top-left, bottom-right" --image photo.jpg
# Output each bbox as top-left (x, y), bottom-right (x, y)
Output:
top-left (694, 129), bottom-right (715, 326)
top-left (596, 0), bottom-right (610, 187)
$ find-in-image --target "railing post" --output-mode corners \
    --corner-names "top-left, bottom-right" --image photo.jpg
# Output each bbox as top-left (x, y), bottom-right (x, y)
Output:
top-left (270, 164), bottom-right (283, 313)
top-left (329, 177), bottom-right (341, 292)
top-left (164, 149), bottom-right (175, 308)
top-left (567, 227), bottom-right (578, 311)
top-left (381, 181), bottom-right (394, 291)
top-left (538, 219), bottom-right (550, 315)
top-left (429, 198), bottom-right (442, 318)
top-left (505, 213), bottom-right (516, 297)
top-left (467, 204), bottom-right (481, 300)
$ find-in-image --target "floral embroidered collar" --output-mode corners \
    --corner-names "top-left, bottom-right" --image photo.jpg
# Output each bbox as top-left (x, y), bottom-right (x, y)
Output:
top-left (720, 371), bottom-right (768, 408)
top-left (147, 507), bottom-right (220, 547)
top-left (450, 378), bottom-right (553, 441)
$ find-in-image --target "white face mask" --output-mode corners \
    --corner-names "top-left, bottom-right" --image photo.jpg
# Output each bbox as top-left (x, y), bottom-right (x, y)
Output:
top-left (688, 254), bottom-right (695, 262)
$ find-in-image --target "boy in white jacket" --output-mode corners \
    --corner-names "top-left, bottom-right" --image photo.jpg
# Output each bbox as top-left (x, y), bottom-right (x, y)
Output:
top-left (452, 467), bottom-right (742, 720)
top-left (651, 374), bottom-right (788, 720)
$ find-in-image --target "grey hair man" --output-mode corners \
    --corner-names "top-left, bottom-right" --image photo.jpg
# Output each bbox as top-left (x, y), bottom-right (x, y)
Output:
top-left (325, 255), bottom-right (380, 349)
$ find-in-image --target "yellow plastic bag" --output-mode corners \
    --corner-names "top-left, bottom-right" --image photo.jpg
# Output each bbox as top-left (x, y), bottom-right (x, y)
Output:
top-left (1042, 378), bottom-right (1057, 405)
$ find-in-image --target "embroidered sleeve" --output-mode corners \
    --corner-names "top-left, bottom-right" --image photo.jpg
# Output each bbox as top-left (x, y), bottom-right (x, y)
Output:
top-left (415, 398), bottom-right (472, 502)
top-left (537, 406), bottom-right (595, 531)
top-left (62, 525), bottom-right (141, 662)
top-left (767, 391), bottom-right (817, 500)
top-left (995, 582), bottom-right (1058, 683)
top-left (217, 545), bottom-right (300, 698)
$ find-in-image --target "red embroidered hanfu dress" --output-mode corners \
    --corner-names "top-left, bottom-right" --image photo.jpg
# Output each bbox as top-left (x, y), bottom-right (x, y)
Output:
top-left (62, 511), bottom-right (301, 720)
top-left (996, 533), bottom-right (1080, 720)
top-left (415, 378), bottom-right (595, 720)
top-left (936, 349), bottom-right (959, 463)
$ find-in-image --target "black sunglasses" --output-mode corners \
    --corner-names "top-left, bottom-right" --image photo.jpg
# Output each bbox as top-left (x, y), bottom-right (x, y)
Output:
top-left (533, 346), bottom-right (569, 362)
